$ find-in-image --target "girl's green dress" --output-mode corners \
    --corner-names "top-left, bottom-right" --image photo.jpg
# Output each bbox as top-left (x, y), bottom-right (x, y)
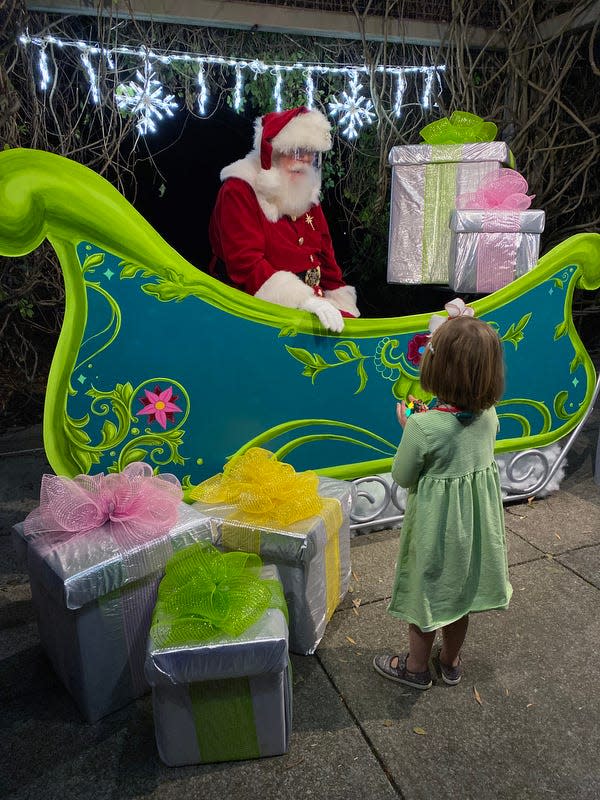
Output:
top-left (389, 406), bottom-right (512, 632)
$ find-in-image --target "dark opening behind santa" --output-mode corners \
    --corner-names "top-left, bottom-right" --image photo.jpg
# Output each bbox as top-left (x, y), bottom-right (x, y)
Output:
top-left (208, 105), bottom-right (360, 332)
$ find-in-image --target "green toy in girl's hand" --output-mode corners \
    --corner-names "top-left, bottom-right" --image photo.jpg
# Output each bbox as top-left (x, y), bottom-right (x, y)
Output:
top-left (405, 398), bottom-right (429, 416)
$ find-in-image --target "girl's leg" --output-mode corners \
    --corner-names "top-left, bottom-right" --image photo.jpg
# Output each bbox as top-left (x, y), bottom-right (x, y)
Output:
top-left (439, 614), bottom-right (469, 667)
top-left (406, 624), bottom-right (436, 673)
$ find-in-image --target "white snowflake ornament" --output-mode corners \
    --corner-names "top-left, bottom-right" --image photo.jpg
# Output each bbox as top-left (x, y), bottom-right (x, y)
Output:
top-left (115, 62), bottom-right (178, 135)
top-left (328, 70), bottom-right (376, 139)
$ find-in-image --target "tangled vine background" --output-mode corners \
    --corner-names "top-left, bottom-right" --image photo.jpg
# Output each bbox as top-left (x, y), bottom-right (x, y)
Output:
top-left (0, 0), bottom-right (598, 430)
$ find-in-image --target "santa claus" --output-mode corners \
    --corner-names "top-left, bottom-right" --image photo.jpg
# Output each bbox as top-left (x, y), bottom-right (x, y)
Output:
top-left (208, 106), bottom-right (360, 332)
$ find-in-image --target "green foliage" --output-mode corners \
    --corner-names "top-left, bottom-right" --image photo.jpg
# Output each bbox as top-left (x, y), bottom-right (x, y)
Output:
top-left (18, 299), bottom-right (34, 319)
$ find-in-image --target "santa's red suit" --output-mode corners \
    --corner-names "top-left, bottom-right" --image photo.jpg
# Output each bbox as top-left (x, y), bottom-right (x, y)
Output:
top-left (208, 106), bottom-right (359, 332)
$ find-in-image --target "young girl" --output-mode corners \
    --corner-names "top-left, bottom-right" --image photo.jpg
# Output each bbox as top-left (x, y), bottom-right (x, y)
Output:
top-left (373, 312), bottom-right (512, 690)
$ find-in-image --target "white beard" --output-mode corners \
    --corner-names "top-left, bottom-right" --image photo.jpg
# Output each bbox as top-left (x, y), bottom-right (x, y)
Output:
top-left (264, 164), bottom-right (321, 218)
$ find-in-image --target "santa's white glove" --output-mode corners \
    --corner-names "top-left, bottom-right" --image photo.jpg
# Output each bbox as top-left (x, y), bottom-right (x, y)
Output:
top-left (301, 295), bottom-right (344, 333)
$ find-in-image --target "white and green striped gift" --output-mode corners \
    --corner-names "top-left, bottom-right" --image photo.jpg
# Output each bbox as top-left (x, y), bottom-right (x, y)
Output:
top-left (145, 551), bottom-right (291, 766)
top-left (387, 142), bottom-right (513, 285)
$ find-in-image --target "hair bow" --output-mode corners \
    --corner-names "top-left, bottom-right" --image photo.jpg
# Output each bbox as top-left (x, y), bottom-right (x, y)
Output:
top-left (429, 298), bottom-right (475, 336)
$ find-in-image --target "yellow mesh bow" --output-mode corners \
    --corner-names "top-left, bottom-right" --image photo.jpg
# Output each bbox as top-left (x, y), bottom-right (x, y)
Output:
top-left (189, 447), bottom-right (324, 526)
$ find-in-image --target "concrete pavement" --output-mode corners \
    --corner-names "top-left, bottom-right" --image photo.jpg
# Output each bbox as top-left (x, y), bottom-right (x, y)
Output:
top-left (1, 411), bottom-right (599, 800)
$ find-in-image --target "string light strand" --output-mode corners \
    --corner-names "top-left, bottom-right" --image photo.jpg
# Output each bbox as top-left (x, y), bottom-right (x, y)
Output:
top-left (18, 33), bottom-right (446, 137)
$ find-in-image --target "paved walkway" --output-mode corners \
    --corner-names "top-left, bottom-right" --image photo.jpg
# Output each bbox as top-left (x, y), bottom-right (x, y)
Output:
top-left (1, 414), bottom-right (599, 800)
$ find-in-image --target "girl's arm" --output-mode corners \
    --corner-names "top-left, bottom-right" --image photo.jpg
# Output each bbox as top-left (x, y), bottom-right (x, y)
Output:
top-left (391, 416), bottom-right (427, 488)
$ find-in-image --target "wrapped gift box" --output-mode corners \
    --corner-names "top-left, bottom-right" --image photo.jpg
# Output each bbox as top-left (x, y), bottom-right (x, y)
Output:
top-left (12, 502), bottom-right (212, 722)
top-left (449, 209), bottom-right (545, 293)
top-left (145, 558), bottom-right (291, 766)
top-left (387, 142), bottom-right (513, 284)
top-left (193, 477), bottom-right (352, 655)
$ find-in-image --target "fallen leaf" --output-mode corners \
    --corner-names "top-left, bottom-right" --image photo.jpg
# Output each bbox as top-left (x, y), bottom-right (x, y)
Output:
top-left (505, 688), bottom-right (510, 696)
top-left (352, 598), bottom-right (362, 608)
top-left (352, 570), bottom-right (360, 582)
top-left (346, 635), bottom-right (357, 645)
top-left (353, 607), bottom-right (359, 616)
top-left (527, 496), bottom-right (535, 505)
top-left (413, 727), bottom-right (427, 735)
top-left (545, 553), bottom-right (555, 560)
top-left (355, 651), bottom-right (362, 656)
top-left (526, 703), bottom-right (535, 708)
top-left (555, 533), bottom-right (561, 540)
top-left (383, 719), bottom-right (393, 727)
top-left (348, 586), bottom-right (354, 593)
top-left (473, 686), bottom-right (483, 706)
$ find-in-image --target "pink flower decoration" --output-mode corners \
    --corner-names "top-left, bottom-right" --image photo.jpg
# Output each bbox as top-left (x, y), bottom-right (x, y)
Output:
top-left (138, 385), bottom-right (183, 429)
top-left (407, 333), bottom-right (430, 365)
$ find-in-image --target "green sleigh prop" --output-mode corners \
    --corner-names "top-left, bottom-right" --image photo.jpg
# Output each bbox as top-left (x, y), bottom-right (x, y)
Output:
top-left (1, 148), bottom-right (599, 508)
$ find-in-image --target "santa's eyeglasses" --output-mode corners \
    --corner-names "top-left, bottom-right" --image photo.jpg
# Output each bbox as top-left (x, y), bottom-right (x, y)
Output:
top-left (278, 149), bottom-right (322, 169)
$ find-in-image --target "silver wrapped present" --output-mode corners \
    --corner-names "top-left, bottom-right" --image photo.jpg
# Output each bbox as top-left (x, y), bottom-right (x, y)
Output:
top-left (12, 502), bottom-right (212, 722)
top-left (387, 142), bottom-right (513, 284)
top-left (449, 209), bottom-right (545, 293)
top-left (193, 477), bottom-right (352, 655)
top-left (145, 562), bottom-right (291, 766)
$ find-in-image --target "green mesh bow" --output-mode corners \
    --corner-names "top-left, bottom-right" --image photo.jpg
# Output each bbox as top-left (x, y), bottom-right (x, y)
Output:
top-left (151, 541), bottom-right (288, 647)
top-left (419, 110), bottom-right (497, 144)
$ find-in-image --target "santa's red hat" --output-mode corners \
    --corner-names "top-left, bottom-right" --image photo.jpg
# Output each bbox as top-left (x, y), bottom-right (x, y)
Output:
top-left (254, 106), bottom-right (332, 170)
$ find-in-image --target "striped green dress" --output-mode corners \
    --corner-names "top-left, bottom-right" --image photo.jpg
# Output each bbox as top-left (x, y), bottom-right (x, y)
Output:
top-left (389, 406), bottom-right (512, 632)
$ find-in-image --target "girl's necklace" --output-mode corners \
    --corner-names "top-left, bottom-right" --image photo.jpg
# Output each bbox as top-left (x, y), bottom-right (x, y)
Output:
top-left (434, 402), bottom-right (474, 423)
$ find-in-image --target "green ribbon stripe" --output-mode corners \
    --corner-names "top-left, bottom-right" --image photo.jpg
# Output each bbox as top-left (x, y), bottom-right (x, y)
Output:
top-left (190, 676), bottom-right (261, 762)
top-left (422, 145), bottom-right (462, 282)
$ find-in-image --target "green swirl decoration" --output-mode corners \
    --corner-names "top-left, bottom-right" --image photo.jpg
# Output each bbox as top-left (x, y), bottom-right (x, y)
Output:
top-left (285, 340), bottom-right (369, 393)
top-left (63, 378), bottom-right (193, 477)
top-left (228, 418), bottom-right (398, 464)
top-left (285, 335), bottom-right (433, 402)
top-left (497, 398), bottom-right (552, 437)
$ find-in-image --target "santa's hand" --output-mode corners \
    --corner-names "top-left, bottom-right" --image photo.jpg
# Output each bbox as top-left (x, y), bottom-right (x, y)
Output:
top-left (301, 296), bottom-right (344, 333)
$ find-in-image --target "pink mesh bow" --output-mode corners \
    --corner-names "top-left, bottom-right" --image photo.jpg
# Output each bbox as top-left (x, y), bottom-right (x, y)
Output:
top-left (24, 462), bottom-right (182, 549)
top-left (456, 168), bottom-right (534, 211)
top-left (429, 298), bottom-right (475, 335)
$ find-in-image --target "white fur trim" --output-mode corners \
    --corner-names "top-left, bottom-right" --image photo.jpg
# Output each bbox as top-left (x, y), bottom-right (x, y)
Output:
top-left (254, 168), bottom-right (286, 221)
top-left (220, 155), bottom-right (279, 221)
top-left (255, 271), bottom-right (315, 308)
top-left (271, 109), bottom-right (332, 153)
top-left (220, 154), bottom-right (260, 185)
top-left (324, 285), bottom-right (360, 317)
top-left (253, 109), bottom-right (332, 155)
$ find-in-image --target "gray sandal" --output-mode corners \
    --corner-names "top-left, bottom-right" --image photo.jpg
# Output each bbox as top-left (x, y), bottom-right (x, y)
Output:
top-left (373, 653), bottom-right (432, 690)
top-left (437, 654), bottom-right (463, 685)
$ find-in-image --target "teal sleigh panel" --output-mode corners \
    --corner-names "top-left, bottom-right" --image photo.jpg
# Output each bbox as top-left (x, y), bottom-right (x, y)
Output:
top-left (1, 148), bottom-right (599, 490)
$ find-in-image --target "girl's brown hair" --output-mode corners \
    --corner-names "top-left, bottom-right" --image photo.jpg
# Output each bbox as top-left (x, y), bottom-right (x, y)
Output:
top-left (419, 316), bottom-right (505, 412)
